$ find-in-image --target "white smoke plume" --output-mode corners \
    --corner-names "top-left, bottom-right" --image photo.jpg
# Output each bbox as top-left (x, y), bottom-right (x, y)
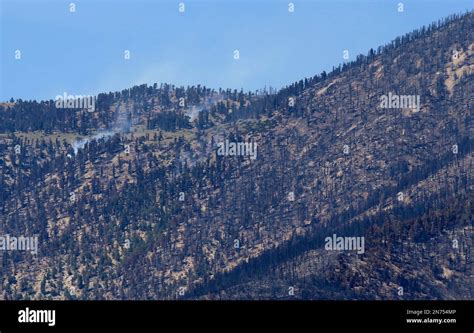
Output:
top-left (186, 94), bottom-right (224, 121)
top-left (72, 130), bottom-right (116, 154)
top-left (72, 102), bottom-right (132, 154)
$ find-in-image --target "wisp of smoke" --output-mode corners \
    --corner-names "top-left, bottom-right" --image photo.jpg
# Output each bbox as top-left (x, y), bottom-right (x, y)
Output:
top-left (72, 102), bottom-right (133, 154)
top-left (186, 94), bottom-right (224, 121)
top-left (72, 130), bottom-right (116, 154)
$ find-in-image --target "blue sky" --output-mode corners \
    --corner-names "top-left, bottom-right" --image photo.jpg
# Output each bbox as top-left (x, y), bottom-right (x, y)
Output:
top-left (1, 0), bottom-right (472, 101)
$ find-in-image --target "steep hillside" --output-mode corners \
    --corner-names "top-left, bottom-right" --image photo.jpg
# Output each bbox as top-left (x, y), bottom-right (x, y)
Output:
top-left (0, 12), bottom-right (472, 300)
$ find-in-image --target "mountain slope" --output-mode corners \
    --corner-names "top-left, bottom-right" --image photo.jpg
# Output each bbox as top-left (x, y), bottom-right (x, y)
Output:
top-left (0, 12), bottom-right (472, 300)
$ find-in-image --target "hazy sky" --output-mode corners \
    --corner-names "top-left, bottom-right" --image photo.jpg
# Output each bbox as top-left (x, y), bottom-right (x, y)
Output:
top-left (1, 0), bottom-right (472, 101)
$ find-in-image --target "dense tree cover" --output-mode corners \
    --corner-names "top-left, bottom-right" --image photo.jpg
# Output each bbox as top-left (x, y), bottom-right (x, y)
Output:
top-left (147, 111), bottom-right (192, 131)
